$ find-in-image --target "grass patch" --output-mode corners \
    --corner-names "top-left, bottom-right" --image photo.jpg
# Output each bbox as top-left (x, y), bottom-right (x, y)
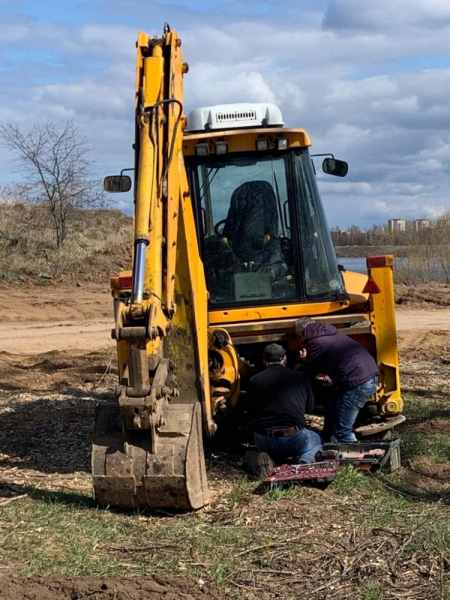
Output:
top-left (262, 484), bottom-right (300, 501)
top-left (0, 497), bottom-right (128, 576)
top-left (332, 465), bottom-right (368, 495)
top-left (403, 395), bottom-right (450, 422)
top-left (358, 582), bottom-right (385, 600)
top-left (401, 431), bottom-right (450, 463)
top-left (0, 496), bottom-right (258, 583)
top-left (1, 466), bottom-right (449, 597)
top-left (400, 396), bottom-right (450, 463)
top-left (406, 519), bottom-right (450, 556)
top-left (227, 477), bottom-right (253, 508)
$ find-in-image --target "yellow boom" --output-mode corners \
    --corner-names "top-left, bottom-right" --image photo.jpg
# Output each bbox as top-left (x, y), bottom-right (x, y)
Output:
top-left (92, 27), bottom-right (211, 509)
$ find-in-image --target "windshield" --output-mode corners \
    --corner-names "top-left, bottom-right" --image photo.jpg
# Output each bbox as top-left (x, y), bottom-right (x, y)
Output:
top-left (188, 150), bottom-right (344, 306)
top-left (294, 152), bottom-right (344, 300)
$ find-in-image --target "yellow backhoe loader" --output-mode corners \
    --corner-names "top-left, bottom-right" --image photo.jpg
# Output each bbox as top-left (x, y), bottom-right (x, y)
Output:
top-left (92, 24), bottom-right (404, 510)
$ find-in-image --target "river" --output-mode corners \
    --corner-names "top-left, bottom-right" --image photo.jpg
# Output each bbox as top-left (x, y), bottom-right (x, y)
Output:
top-left (337, 257), bottom-right (367, 274)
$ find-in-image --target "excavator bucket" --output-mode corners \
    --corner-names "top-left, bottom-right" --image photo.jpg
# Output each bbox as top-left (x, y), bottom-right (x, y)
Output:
top-left (92, 400), bottom-right (209, 510)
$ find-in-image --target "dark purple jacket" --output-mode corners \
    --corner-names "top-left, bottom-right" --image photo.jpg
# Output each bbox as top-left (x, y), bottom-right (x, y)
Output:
top-left (302, 323), bottom-right (378, 389)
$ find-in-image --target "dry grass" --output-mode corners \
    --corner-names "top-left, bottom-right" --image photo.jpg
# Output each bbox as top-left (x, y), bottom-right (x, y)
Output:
top-left (0, 202), bottom-right (131, 282)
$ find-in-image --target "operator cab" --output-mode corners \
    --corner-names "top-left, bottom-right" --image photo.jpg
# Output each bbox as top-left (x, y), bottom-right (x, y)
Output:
top-left (183, 103), bottom-right (349, 308)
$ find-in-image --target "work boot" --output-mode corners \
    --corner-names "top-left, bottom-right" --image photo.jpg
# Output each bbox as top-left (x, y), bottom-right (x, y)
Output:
top-left (255, 452), bottom-right (275, 479)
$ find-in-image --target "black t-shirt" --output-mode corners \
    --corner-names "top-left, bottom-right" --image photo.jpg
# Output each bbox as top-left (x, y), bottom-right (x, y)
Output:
top-left (248, 364), bottom-right (315, 433)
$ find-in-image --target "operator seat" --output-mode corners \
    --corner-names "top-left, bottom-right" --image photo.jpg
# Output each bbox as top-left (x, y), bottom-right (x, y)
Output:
top-left (222, 180), bottom-right (279, 263)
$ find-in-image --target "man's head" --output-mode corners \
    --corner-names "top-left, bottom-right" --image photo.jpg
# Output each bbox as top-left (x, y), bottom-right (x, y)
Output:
top-left (263, 343), bottom-right (286, 366)
top-left (294, 317), bottom-right (314, 342)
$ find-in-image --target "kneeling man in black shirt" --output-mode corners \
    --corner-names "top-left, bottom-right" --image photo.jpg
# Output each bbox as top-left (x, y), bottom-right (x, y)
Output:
top-left (249, 343), bottom-right (322, 477)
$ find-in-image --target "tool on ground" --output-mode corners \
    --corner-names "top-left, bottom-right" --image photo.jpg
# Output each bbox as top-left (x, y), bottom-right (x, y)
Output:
top-left (320, 439), bottom-right (401, 473)
top-left (263, 438), bottom-right (401, 487)
top-left (264, 459), bottom-right (340, 485)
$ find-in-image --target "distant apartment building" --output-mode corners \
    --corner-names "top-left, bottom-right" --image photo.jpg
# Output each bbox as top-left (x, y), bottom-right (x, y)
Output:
top-left (388, 219), bottom-right (406, 233)
top-left (413, 219), bottom-right (431, 232)
top-left (436, 218), bottom-right (450, 228)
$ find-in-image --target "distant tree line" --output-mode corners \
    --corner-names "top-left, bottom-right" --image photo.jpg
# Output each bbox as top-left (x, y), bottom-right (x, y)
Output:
top-left (332, 220), bottom-right (450, 284)
top-left (331, 219), bottom-right (450, 247)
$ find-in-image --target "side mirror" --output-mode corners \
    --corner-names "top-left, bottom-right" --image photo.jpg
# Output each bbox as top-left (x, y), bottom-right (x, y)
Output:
top-left (104, 175), bottom-right (132, 193)
top-left (322, 158), bottom-right (348, 178)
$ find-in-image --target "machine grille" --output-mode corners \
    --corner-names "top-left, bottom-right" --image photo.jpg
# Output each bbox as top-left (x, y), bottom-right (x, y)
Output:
top-left (216, 110), bottom-right (257, 122)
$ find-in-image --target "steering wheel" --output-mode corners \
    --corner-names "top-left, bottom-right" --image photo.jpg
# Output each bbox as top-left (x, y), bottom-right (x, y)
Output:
top-left (214, 218), bottom-right (228, 236)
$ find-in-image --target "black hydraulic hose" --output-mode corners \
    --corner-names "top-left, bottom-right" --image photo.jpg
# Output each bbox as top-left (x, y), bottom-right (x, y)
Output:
top-left (148, 99), bottom-right (183, 195)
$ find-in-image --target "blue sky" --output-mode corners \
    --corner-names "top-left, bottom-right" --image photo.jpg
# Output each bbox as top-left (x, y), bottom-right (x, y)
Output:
top-left (0, 0), bottom-right (450, 229)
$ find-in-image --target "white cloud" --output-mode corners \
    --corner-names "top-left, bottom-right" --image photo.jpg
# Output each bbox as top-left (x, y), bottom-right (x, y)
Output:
top-left (0, 0), bottom-right (449, 227)
top-left (324, 0), bottom-right (450, 31)
top-left (422, 204), bottom-right (447, 219)
top-left (374, 201), bottom-right (390, 214)
top-left (62, 24), bottom-right (136, 61)
top-left (33, 80), bottom-right (130, 119)
top-left (186, 64), bottom-right (277, 108)
top-left (0, 24), bottom-right (29, 42)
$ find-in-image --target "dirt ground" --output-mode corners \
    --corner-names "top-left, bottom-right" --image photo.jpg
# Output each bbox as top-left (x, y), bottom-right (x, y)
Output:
top-left (2, 281), bottom-right (450, 356)
top-left (0, 575), bottom-right (227, 600)
top-left (1, 282), bottom-right (449, 599)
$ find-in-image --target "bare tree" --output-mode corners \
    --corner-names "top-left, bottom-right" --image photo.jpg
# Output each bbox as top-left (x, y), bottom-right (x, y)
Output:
top-left (0, 119), bottom-right (104, 247)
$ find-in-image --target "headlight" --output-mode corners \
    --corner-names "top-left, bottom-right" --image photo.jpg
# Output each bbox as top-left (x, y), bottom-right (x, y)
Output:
top-left (195, 143), bottom-right (209, 156)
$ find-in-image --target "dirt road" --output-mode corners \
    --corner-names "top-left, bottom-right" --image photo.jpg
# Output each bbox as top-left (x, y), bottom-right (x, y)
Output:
top-left (2, 310), bottom-right (449, 355)
top-left (0, 284), bottom-right (113, 354)
top-left (396, 309), bottom-right (450, 330)
top-left (0, 282), bottom-right (449, 355)
top-left (0, 319), bottom-right (114, 354)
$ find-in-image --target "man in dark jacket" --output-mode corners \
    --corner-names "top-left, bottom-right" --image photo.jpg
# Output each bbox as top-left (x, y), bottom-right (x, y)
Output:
top-left (248, 343), bottom-right (322, 476)
top-left (295, 317), bottom-right (379, 443)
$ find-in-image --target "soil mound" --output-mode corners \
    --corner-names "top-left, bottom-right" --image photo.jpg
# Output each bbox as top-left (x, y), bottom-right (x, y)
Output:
top-left (0, 575), bottom-right (228, 600)
top-left (0, 205), bottom-right (132, 285)
top-left (395, 282), bottom-right (450, 307)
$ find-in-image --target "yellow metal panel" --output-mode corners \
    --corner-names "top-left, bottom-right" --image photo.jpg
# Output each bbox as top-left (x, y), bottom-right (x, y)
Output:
top-left (135, 31), bottom-right (150, 111)
top-left (134, 113), bottom-right (154, 240)
top-left (143, 55), bottom-right (163, 105)
top-left (173, 173), bottom-right (215, 435)
top-left (208, 300), bottom-right (349, 325)
top-left (369, 263), bottom-right (402, 414)
top-left (164, 30), bottom-right (185, 314)
top-left (183, 128), bottom-right (311, 156)
top-left (342, 270), bottom-right (370, 304)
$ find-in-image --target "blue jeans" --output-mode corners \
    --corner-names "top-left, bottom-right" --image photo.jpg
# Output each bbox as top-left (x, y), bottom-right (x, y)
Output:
top-left (326, 375), bottom-right (378, 443)
top-left (254, 427), bottom-right (323, 464)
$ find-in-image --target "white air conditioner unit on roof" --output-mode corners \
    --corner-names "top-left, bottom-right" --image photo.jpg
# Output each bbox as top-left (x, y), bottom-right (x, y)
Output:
top-left (186, 103), bottom-right (284, 132)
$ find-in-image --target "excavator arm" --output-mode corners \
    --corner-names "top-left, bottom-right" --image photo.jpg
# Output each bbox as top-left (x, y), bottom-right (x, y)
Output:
top-left (92, 26), bottom-right (213, 509)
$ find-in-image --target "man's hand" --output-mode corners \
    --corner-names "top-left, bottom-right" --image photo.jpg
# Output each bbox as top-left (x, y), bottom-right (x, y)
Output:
top-left (298, 348), bottom-right (307, 360)
top-left (316, 374), bottom-right (333, 388)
